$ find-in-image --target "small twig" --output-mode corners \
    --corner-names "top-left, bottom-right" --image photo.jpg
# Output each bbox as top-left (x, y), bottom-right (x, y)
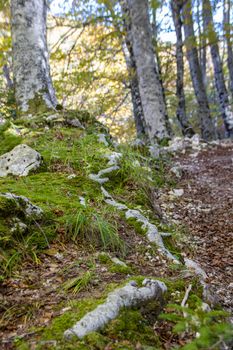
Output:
top-left (181, 284), bottom-right (192, 308)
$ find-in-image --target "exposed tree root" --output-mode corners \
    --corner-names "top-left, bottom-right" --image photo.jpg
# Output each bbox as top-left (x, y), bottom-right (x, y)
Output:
top-left (64, 279), bottom-right (167, 339)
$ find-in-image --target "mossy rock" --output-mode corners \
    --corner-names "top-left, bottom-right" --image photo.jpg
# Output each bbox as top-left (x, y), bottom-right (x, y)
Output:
top-left (0, 195), bottom-right (20, 216)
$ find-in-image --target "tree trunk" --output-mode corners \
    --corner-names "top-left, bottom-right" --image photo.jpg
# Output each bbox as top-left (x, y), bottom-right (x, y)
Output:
top-left (198, 0), bottom-right (207, 86)
top-left (151, 5), bottom-right (173, 137)
top-left (120, 0), bottom-right (145, 137)
top-left (203, 0), bottom-right (233, 137)
top-left (223, 0), bottom-right (233, 98)
top-left (182, 0), bottom-right (215, 140)
top-left (171, 0), bottom-right (195, 137)
top-left (127, 0), bottom-right (169, 142)
top-left (11, 0), bottom-right (57, 115)
top-left (3, 64), bottom-right (14, 89)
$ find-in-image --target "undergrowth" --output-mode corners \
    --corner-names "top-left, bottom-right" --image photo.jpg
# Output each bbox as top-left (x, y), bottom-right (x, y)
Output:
top-left (1, 118), bottom-right (230, 350)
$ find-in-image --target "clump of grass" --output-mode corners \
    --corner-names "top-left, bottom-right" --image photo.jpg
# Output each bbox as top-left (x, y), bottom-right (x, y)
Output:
top-left (69, 207), bottom-right (125, 255)
top-left (63, 271), bottom-right (94, 294)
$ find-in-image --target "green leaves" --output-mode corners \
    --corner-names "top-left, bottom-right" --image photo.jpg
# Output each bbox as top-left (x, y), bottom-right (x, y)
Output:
top-left (159, 300), bottom-right (232, 350)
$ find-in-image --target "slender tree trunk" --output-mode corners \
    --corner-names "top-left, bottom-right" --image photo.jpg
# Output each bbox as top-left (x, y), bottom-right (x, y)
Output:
top-left (223, 0), bottom-right (233, 98)
top-left (203, 0), bottom-right (233, 137)
top-left (11, 0), bottom-right (57, 115)
top-left (126, 0), bottom-right (169, 142)
top-left (182, 0), bottom-right (215, 140)
top-left (171, 0), bottom-right (195, 137)
top-left (120, 0), bottom-right (145, 137)
top-left (199, 0), bottom-right (207, 85)
top-left (151, 6), bottom-right (172, 137)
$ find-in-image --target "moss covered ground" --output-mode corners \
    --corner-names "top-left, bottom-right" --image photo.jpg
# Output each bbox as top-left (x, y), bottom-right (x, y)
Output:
top-left (0, 114), bottom-right (232, 350)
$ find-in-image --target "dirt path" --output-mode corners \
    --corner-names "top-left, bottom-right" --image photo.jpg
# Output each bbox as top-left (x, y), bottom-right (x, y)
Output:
top-left (164, 143), bottom-right (233, 312)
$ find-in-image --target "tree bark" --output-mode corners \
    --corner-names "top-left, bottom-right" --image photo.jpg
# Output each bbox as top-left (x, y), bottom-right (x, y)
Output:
top-left (171, 0), bottom-right (195, 137)
top-left (11, 0), bottom-right (57, 115)
top-left (182, 0), bottom-right (215, 140)
top-left (203, 0), bottom-right (233, 137)
top-left (223, 0), bottom-right (233, 98)
top-left (126, 0), bottom-right (169, 142)
top-left (3, 64), bottom-right (14, 89)
top-left (120, 0), bottom-right (145, 137)
top-left (151, 5), bottom-right (173, 137)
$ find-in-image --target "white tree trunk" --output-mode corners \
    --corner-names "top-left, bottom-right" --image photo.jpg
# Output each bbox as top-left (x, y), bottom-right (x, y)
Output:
top-left (182, 0), bottom-right (215, 141)
top-left (11, 0), bottom-right (57, 114)
top-left (203, 0), bottom-right (233, 137)
top-left (127, 0), bottom-right (169, 142)
top-left (171, 0), bottom-right (195, 137)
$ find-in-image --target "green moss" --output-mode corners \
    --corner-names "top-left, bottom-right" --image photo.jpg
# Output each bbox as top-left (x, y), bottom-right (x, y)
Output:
top-left (125, 217), bottom-right (147, 236)
top-left (109, 264), bottom-right (132, 275)
top-left (104, 309), bottom-right (161, 348)
top-left (42, 297), bottom-right (105, 342)
top-left (83, 332), bottom-right (108, 349)
top-left (17, 280), bottom-right (163, 349)
top-left (0, 123), bottom-right (22, 156)
top-left (20, 92), bottom-right (54, 116)
top-left (0, 195), bottom-right (16, 215)
top-left (98, 252), bottom-right (111, 264)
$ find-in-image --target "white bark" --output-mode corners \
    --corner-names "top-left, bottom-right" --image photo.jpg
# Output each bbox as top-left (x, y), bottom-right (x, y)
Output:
top-left (127, 0), bottom-right (169, 142)
top-left (64, 279), bottom-right (167, 339)
top-left (182, 0), bottom-right (215, 141)
top-left (203, 0), bottom-right (233, 137)
top-left (11, 0), bottom-right (57, 113)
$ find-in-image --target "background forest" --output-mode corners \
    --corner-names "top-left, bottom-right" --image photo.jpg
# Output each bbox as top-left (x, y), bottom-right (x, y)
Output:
top-left (1, 0), bottom-right (233, 140)
top-left (0, 1), bottom-right (233, 350)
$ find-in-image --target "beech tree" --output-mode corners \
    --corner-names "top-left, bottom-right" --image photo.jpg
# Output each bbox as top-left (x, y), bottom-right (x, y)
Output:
top-left (126, 0), bottom-right (170, 142)
top-left (171, 0), bottom-right (195, 137)
top-left (11, 0), bottom-right (57, 114)
top-left (223, 0), bottom-right (233, 98)
top-left (120, 0), bottom-right (145, 137)
top-left (203, 0), bottom-right (233, 137)
top-left (182, 0), bottom-right (215, 140)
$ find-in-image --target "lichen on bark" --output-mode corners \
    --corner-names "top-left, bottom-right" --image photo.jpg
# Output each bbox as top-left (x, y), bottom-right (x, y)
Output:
top-left (11, 0), bottom-right (57, 115)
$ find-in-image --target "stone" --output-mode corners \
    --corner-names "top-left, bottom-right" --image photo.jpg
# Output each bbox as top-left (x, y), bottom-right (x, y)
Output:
top-left (66, 118), bottom-right (84, 129)
top-left (149, 145), bottom-right (160, 158)
top-left (10, 218), bottom-right (28, 234)
top-left (67, 174), bottom-right (76, 179)
top-left (97, 133), bottom-right (109, 146)
top-left (169, 189), bottom-right (184, 197)
top-left (170, 166), bottom-right (182, 178)
top-left (46, 113), bottom-right (64, 123)
top-left (0, 193), bottom-right (43, 219)
top-left (0, 144), bottom-right (42, 177)
top-left (130, 138), bottom-right (146, 148)
top-left (111, 257), bottom-right (127, 267)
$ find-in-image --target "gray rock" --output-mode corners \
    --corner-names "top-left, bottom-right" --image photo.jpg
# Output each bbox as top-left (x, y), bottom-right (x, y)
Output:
top-left (130, 139), bottom-right (146, 148)
top-left (149, 145), bottom-right (160, 158)
top-left (111, 257), bottom-right (127, 267)
top-left (0, 144), bottom-right (42, 177)
top-left (97, 133), bottom-right (109, 146)
top-left (170, 165), bottom-right (182, 178)
top-left (46, 113), bottom-right (63, 122)
top-left (10, 218), bottom-right (28, 234)
top-left (66, 118), bottom-right (84, 129)
top-left (0, 193), bottom-right (43, 219)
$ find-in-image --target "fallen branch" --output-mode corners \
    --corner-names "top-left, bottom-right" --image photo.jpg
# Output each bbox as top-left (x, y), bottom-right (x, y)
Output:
top-left (64, 279), bottom-right (167, 339)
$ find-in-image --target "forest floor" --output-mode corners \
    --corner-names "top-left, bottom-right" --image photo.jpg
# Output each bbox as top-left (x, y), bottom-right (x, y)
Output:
top-left (159, 142), bottom-right (233, 313)
top-left (0, 128), bottom-right (233, 349)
